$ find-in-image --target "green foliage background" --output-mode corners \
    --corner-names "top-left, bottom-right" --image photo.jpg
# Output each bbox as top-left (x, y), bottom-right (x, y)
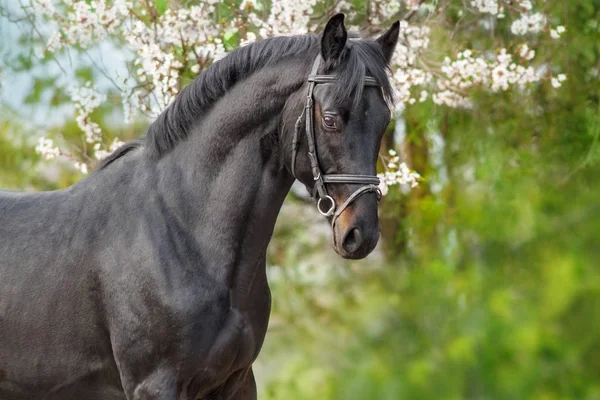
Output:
top-left (1, 2), bottom-right (599, 399)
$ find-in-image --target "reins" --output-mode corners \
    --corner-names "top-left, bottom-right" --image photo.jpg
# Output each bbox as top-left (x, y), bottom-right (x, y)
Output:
top-left (291, 55), bottom-right (382, 232)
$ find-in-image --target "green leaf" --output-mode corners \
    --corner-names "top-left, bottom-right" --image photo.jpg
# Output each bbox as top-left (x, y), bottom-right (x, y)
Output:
top-left (13, 54), bottom-right (34, 72)
top-left (49, 88), bottom-right (70, 107)
top-left (24, 76), bottom-right (57, 105)
top-left (155, 0), bottom-right (168, 15)
top-left (222, 30), bottom-right (239, 52)
top-left (75, 66), bottom-right (94, 83)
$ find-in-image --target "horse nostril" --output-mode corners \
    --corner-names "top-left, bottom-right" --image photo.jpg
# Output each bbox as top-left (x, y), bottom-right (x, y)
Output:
top-left (342, 227), bottom-right (363, 254)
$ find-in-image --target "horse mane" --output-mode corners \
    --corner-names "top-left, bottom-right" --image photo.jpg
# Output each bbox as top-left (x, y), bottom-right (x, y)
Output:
top-left (100, 31), bottom-right (395, 168)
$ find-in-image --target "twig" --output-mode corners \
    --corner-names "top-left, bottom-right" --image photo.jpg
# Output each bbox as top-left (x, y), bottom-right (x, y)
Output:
top-left (17, 0), bottom-right (68, 74)
top-left (402, 0), bottom-right (428, 22)
top-left (82, 50), bottom-right (123, 92)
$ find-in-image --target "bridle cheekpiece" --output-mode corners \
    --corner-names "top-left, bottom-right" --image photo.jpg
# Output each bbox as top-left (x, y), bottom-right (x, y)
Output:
top-left (290, 55), bottom-right (382, 231)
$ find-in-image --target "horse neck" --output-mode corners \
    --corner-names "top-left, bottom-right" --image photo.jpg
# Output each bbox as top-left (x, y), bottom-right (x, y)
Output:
top-left (153, 61), bottom-right (305, 281)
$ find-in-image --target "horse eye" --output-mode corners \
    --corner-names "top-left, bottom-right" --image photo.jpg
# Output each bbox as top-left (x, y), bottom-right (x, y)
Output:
top-left (323, 115), bottom-right (337, 129)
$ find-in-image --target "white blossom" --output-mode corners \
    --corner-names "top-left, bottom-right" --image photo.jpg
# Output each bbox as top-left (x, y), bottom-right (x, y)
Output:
top-left (94, 138), bottom-right (125, 160)
top-left (259, 0), bottom-right (317, 37)
top-left (511, 13), bottom-right (546, 35)
top-left (470, 0), bottom-right (500, 15)
top-left (32, 0), bottom-right (55, 16)
top-left (73, 161), bottom-right (88, 174)
top-left (551, 25), bottom-right (566, 39)
top-left (30, 0), bottom-right (564, 177)
top-left (551, 77), bottom-right (561, 88)
top-left (471, 0), bottom-right (531, 16)
top-left (519, 44), bottom-right (535, 61)
top-left (69, 83), bottom-right (106, 144)
top-left (35, 137), bottom-right (61, 160)
top-left (377, 149), bottom-right (421, 196)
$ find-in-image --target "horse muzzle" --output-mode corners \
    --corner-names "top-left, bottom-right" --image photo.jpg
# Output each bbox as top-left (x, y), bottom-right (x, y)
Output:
top-left (330, 192), bottom-right (381, 260)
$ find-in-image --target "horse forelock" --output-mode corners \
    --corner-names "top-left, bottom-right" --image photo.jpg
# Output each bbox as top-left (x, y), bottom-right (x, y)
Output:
top-left (328, 39), bottom-right (395, 110)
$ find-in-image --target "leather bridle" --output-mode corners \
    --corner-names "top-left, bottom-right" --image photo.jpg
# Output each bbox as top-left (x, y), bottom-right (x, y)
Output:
top-left (290, 55), bottom-right (382, 231)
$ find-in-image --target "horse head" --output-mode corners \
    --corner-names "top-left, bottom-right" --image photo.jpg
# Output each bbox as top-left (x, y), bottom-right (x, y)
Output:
top-left (285, 14), bottom-right (400, 260)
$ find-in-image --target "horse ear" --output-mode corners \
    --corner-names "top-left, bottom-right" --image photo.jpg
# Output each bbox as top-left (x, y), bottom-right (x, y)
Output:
top-left (376, 21), bottom-right (400, 64)
top-left (321, 13), bottom-right (347, 67)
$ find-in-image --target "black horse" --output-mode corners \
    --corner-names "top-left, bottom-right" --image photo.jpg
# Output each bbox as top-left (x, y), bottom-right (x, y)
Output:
top-left (0, 14), bottom-right (399, 400)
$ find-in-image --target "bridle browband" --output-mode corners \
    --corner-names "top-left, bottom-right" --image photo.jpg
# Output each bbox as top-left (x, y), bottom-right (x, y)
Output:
top-left (290, 55), bottom-right (382, 232)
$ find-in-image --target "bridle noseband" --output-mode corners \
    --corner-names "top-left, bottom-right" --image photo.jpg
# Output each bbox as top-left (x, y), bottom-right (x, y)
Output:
top-left (290, 55), bottom-right (382, 231)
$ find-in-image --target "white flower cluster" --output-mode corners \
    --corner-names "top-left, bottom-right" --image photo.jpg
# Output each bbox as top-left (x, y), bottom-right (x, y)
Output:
top-left (366, 0), bottom-right (400, 26)
top-left (384, 1), bottom-right (563, 111)
top-left (519, 44), bottom-right (535, 61)
top-left (377, 149), bottom-right (421, 196)
top-left (31, 0), bottom-right (55, 18)
top-left (551, 74), bottom-right (567, 88)
top-left (35, 136), bottom-right (89, 174)
top-left (69, 82), bottom-right (106, 144)
top-left (550, 25), bottom-right (566, 39)
top-left (469, 1), bottom-right (558, 41)
top-left (35, 137), bottom-right (61, 160)
top-left (93, 138), bottom-right (125, 160)
top-left (432, 48), bottom-right (541, 107)
top-left (36, 82), bottom-right (115, 172)
top-left (259, 0), bottom-right (317, 37)
top-left (470, 0), bottom-right (501, 16)
top-left (36, 0), bottom-right (130, 51)
top-left (389, 21), bottom-right (432, 112)
top-left (510, 12), bottom-right (546, 35)
top-left (73, 161), bottom-right (89, 174)
top-left (394, 21), bottom-right (431, 69)
top-left (34, 0), bottom-right (225, 116)
top-left (470, 0), bottom-right (531, 17)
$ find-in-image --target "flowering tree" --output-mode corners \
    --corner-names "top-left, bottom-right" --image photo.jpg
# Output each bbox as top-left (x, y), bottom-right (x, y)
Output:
top-left (22, 0), bottom-right (565, 193)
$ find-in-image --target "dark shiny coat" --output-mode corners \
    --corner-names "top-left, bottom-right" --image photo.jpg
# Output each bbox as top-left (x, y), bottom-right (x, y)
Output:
top-left (0, 14), bottom-right (398, 400)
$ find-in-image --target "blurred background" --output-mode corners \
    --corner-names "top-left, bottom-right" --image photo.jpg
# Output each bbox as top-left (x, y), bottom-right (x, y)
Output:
top-left (1, 1), bottom-right (599, 399)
